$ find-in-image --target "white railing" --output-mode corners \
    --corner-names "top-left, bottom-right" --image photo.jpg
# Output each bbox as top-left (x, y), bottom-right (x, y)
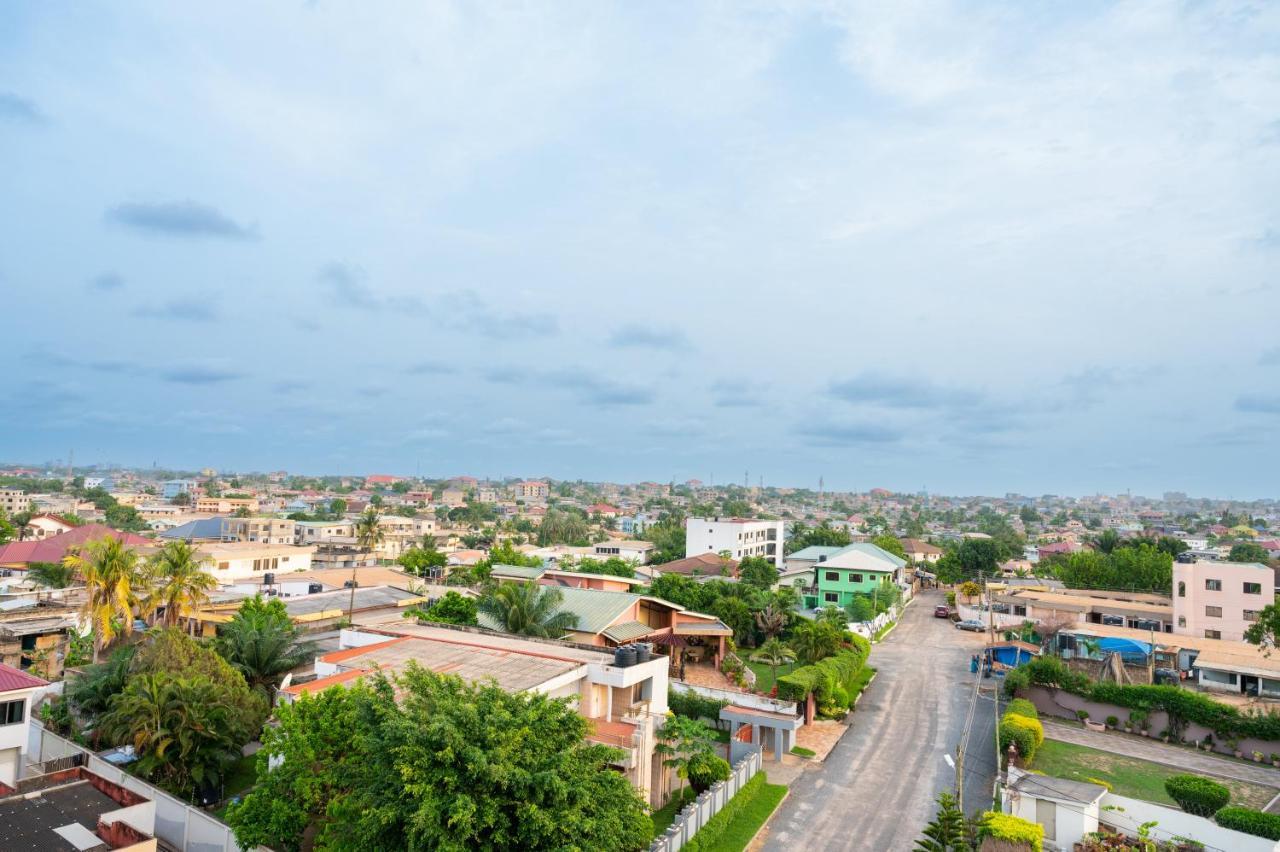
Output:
top-left (650, 750), bottom-right (762, 852)
top-left (670, 680), bottom-right (797, 716)
top-left (27, 721), bottom-right (250, 851)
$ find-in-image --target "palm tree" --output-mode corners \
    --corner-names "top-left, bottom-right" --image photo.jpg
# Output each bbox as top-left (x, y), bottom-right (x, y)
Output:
top-left (790, 619), bottom-right (841, 664)
top-left (477, 581), bottom-right (578, 638)
top-left (146, 540), bottom-right (217, 633)
top-left (64, 536), bottom-right (141, 663)
top-left (27, 561), bottom-right (76, 589)
top-left (215, 596), bottom-right (316, 697)
top-left (750, 638), bottom-right (797, 692)
top-left (349, 508), bottom-right (386, 621)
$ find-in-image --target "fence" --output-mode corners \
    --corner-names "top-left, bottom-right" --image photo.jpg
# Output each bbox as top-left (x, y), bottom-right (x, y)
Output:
top-left (670, 680), bottom-right (798, 716)
top-left (649, 750), bottom-right (762, 852)
top-left (27, 721), bottom-right (249, 851)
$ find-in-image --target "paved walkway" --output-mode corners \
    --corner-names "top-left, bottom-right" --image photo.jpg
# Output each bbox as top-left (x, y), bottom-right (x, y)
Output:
top-left (1042, 718), bottom-right (1280, 788)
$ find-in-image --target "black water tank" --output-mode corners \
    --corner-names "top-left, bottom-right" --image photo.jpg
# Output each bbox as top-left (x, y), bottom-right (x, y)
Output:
top-left (308, 583), bottom-right (323, 594)
top-left (344, 580), bottom-right (358, 589)
top-left (634, 643), bottom-right (651, 663)
top-left (263, 572), bottom-right (275, 585)
top-left (614, 646), bottom-right (637, 668)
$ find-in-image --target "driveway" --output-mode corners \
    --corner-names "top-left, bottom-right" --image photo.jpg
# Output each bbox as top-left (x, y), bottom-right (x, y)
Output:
top-left (760, 590), bottom-right (998, 852)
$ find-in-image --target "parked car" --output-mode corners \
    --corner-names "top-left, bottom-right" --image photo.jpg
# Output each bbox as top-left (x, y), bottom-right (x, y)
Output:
top-left (934, 605), bottom-right (951, 618)
top-left (954, 619), bottom-right (986, 632)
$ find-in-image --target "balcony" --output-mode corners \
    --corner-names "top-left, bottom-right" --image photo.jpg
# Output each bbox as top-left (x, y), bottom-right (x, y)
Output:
top-left (586, 717), bottom-right (639, 767)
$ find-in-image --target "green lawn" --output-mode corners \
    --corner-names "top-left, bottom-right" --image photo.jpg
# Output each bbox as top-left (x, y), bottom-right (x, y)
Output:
top-left (847, 666), bottom-right (877, 705)
top-left (650, 787), bottom-right (696, 838)
top-left (790, 746), bottom-right (816, 759)
top-left (872, 621), bottom-right (895, 641)
top-left (211, 752), bottom-right (259, 820)
top-left (691, 775), bottom-right (788, 852)
top-left (746, 661), bottom-right (796, 696)
top-left (1033, 739), bottom-right (1277, 810)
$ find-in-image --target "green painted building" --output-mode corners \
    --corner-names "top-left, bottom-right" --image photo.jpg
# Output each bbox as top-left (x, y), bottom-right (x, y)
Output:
top-left (797, 543), bottom-right (906, 610)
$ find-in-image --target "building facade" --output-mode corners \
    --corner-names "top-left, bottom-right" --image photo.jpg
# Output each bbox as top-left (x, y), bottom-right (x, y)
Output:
top-left (1173, 559), bottom-right (1272, 642)
top-left (684, 517), bottom-right (785, 568)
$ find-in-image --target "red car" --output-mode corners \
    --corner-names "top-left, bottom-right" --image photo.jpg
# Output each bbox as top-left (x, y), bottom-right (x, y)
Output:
top-left (934, 605), bottom-right (951, 618)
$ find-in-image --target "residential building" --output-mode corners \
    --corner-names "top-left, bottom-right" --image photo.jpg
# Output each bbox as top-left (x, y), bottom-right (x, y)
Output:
top-left (220, 516), bottom-right (296, 544)
top-left (0, 488), bottom-right (31, 517)
top-left (804, 543), bottom-right (906, 609)
top-left (0, 525), bottom-right (152, 571)
top-left (283, 621), bottom-right (673, 805)
top-left (200, 542), bottom-right (315, 581)
top-left (990, 587), bottom-right (1173, 633)
top-left (0, 761), bottom-right (159, 850)
top-left (0, 602), bottom-right (79, 680)
top-left (490, 564), bottom-right (646, 593)
top-left (592, 540), bottom-right (654, 564)
top-left (161, 479), bottom-right (196, 500)
top-left (899, 538), bottom-right (943, 563)
top-left (0, 662), bottom-right (45, 786)
top-left (684, 517), bottom-right (785, 568)
top-left (23, 513), bottom-right (77, 540)
top-left (133, 504), bottom-right (186, 521)
top-left (1173, 559), bottom-right (1272, 642)
top-left (515, 481), bottom-right (550, 500)
top-left (294, 520), bottom-right (356, 544)
top-left (194, 495), bottom-right (259, 514)
top-left (651, 553), bottom-right (738, 578)
top-left (196, 584), bottom-right (427, 635)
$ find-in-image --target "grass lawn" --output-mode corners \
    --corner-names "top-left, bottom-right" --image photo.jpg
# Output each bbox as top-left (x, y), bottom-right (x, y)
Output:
top-left (211, 752), bottom-right (259, 820)
top-left (746, 661), bottom-right (796, 696)
top-left (847, 666), bottom-right (877, 705)
top-left (1033, 739), bottom-right (1277, 810)
top-left (872, 621), bottom-right (895, 641)
top-left (692, 776), bottom-right (788, 852)
top-left (790, 746), bottom-right (816, 758)
top-left (650, 787), bottom-right (696, 838)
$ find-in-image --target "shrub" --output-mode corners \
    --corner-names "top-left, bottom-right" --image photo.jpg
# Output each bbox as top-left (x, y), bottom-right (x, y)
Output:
top-left (687, 752), bottom-right (731, 793)
top-left (668, 688), bottom-right (728, 728)
top-left (1005, 698), bottom-right (1038, 720)
top-left (1075, 709), bottom-right (1090, 722)
top-left (776, 636), bottom-right (871, 717)
top-left (1105, 715), bottom-right (1119, 728)
top-left (1215, 807), bottom-right (1280, 840)
top-left (978, 812), bottom-right (1042, 852)
top-left (1164, 774), bottom-right (1231, 817)
top-left (999, 715), bottom-right (1043, 763)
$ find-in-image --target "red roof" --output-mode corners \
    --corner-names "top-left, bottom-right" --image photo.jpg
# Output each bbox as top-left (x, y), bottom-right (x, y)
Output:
top-left (0, 524), bottom-right (151, 566)
top-left (0, 662), bottom-right (48, 693)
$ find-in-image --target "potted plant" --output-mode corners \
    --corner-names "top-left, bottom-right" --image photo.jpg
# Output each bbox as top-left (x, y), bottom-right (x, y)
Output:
top-left (1226, 738), bottom-right (1242, 758)
top-left (1076, 709), bottom-right (1090, 726)
top-left (1201, 734), bottom-right (1214, 752)
top-left (1105, 715), bottom-right (1119, 730)
top-left (1270, 753), bottom-right (1279, 768)
top-left (1253, 750), bottom-right (1265, 763)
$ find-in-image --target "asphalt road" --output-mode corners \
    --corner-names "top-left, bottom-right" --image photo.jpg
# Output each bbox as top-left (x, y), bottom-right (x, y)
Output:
top-left (761, 590), bottom-right (999, 852)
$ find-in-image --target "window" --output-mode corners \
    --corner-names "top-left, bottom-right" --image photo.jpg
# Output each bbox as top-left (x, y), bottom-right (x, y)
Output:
top-left (1177, 616), bottom-right (1186, 627)
top-left (1205, 606), bottom-right (1222, 618)
top-left (850, 574), bottom-right (863, 583)
top-left (825, 571), bottom-right (839, 582)
top-left (218, 562), bottom-right (229, 571)
top-left (1244, 582), bottom-right (1262, 595)
top-left (0, 699), bottom-right (24, 726)
top-left (824, 592), bottom-right (839, 604)
top-left (1245, 610), bottom-right (1262, 622)
top-left (1205, 629), bottom-right (1222, 639)
top-left (1205, 579), bottom-right (1222, 591)
top-left (1177, 581), bottom-right (1185, 597)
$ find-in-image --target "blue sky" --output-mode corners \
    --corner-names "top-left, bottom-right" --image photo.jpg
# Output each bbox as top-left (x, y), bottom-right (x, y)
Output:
top-left (1, 2), bottom-right (1278, 497)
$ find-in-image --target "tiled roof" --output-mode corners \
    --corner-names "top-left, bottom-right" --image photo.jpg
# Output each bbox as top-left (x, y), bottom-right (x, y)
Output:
top-left (0, 525), bottom-right (152, 566)
top-left (0, 661), bottom-right (48, 693)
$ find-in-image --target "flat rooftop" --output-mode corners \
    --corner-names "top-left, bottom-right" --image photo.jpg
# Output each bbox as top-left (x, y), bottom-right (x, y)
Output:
top-left (0, 780), bottom-right (118, 851)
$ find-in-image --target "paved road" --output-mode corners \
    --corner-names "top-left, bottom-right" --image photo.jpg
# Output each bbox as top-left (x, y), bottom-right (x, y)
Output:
top-left (761, 590), bottom-right (998, 852)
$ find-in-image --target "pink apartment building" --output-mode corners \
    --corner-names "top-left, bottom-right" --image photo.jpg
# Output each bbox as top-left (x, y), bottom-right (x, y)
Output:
top-left (1173, 559), bottom-right (1274, 642)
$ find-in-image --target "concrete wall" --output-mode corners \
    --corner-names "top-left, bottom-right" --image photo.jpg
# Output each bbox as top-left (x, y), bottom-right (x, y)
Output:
top-left (650, 750), bottom-right (762, 852)
top-left (1101, 793), bottom-right (1280, 852)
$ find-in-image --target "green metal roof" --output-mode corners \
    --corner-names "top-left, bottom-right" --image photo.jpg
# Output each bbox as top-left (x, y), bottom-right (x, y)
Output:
top-left (489, 564), bottom-right (546, 580)
top-left (477, 585), bottom-right (641, 636)
top-left (601, 620), bottom-right (654, 643)
top-left (787, 546), bottom-right (845, 561)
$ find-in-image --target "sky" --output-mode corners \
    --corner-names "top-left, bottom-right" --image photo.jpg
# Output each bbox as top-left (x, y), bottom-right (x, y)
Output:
top-left (1, 1), bottom-right (1278, 498)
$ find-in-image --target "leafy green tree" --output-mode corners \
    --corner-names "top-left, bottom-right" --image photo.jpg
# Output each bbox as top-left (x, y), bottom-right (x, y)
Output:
top-left (104, 503), bottom-right (149, 532)
top-left (536, 508), bottom-right (592, 546)
top-left (477, 581), bottom-right (578, 638)
top-left (329, 498), bottom-right (347, 515)
top-left (871, 534), bottom-right (906, 560)
top-left (1094, 529), bottom-right (1122, 554)
top-left (750, 638), bottom-right (796, 688)
top-left (397, 541), bottom-right (448, 577)
top-left (0, 512), bottom-right (13, 546)
top-left (655, 714), bottom-right (718, 802)
top-left (569, 556), bottom-right (636, 578)
top-left (1018, 506), bottom-right (1041, 526)
top-left (710, 596), bottom-right (756, 647)
top-left (230, 668), bottom-right (650, 852)
top-left (914, 791), bottom-right (974, 851)
top-left (785, 521), bottom-right (851, 555)
top-left (1231, 542), bottom-right (1271, 563)
top-left (68, 645), bottom-right (137, 718)
top-left (215, 596), bottom-right (317, 697)
top-left (646, 518), bottom-right (687, 564)
top-left (410, 591), bottom-right (478, 626)
top-left (817, 605), bottom-right (847, 628)
top-left (846, 596), bottom-right (875, 622)
top-left (935, 539), bottom-right (1003, 585)
top-left (738, 556), bottom-right (779, 589)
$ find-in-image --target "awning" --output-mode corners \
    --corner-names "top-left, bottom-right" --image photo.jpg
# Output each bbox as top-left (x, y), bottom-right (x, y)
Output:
top-left (1097, 637), bottom-right (1151, 656)
top-left (601, 620), bottom-right (654, 643)
top-left (672, 618), bottom-right (733, 636)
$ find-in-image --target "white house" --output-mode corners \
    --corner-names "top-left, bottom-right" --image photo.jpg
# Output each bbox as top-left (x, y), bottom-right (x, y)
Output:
top-left (0, 663), bottom-right (47, 786)
top-left (685, 517), bottom-right (785, 568)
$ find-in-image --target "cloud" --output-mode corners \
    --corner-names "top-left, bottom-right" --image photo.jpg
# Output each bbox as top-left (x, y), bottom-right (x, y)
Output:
top-left (482, 365), bottom-right (652, 405)
top-left (356, 386), bottom-right (387, 398)
top-left (483, 366), bottom-right (528, 384)
top-left (608, 324), bottom-right (691, 351)
top-left (318, 262), bottom-right (426, 314)
top-left (1236, 394), bottom-right (1280, 415)
top-left (1259, 348), bottom-right (1280, 367)
top-left (442, 290), bottom-right (558, 338)
top-left (273, 380), bottom-right (309, 393)
top-left (405, 361), bottom-right (457, 375)
top-left (827, 374), bottom-right (980, 409)
top-left (406, 426), bottom-right (449, 441)
top-left (483, 416), bottom-right (526, 435)
top-left (134, 299), bottom-right (217, 322)
top-left (710, 379), bottom-right (764, 408)
top-left (796, 421), bottom-right (904, 447)
top-left (0, 92), bottom-right (44, 124)
top-left (1253, 229), bottom-right (1280, 250)
top-left (105, 200), bottom-right (258, 240)
top-left (88, 272), bottom-right (124, 291)
top-left (161, 365), bottom-right (244, 384)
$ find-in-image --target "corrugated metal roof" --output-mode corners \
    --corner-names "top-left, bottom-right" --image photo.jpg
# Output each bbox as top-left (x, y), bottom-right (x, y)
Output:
top-left (787, 546), bottom-right (845, 561)
top-left (0, 661), bottom-right (48, 692)
top-left (282, 586), bottom-right (420, 617)
top-left (477, 585), bottom-right (639, 636)
top-left (489, 564), bottom-right (546, 580)
top-left (601, 620), bottom-right (654, 642)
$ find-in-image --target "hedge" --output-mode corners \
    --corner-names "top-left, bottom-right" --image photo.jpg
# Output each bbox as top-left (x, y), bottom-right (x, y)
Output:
top-left (1009, 656), bottom-right (1280, 743)
top-left (999, 714), bottom-right (1044, 763)
top-left (1164, 774), bottom-right (1230, 817)
top-left (776, 635), bottom-right (871, 717)
top-left (1005, 698), bottom-right (1039, 720)
top-left (1215, 807), bottom-right (1280, 841)
top-left (682, 772), bottom-right (787, 852)
top-left (978, 812), bottom-right (1043, 852)
top-left (669, 688), bottom-right (730, 729)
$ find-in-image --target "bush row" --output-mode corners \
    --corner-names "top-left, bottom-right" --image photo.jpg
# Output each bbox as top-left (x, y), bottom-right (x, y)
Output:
top-left (998, 699), bottom-right (1045, 763)
top-left (1005, 656), bottom-right (1280, 742)
top-left (1216, 807), bottom-right (1280, 840)
top-left (978, 811), bottom-right (1043, 852)
top-left (1164, 774), bottom-right (1230, 817)
top-left (775, 635), bottom-right (871, 718)
top-left (682, 772), bottom-right (767, 852)
top-left (668, 688), bottom-right (729, 728)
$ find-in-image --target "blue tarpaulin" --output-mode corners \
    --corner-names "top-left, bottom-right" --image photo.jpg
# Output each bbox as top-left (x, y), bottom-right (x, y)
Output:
top-left (1096, 637), bottom-right (1152, 655)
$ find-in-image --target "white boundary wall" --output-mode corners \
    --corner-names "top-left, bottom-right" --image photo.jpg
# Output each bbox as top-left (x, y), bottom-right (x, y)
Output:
top-left (649, 750), bottom-right (762, 852)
